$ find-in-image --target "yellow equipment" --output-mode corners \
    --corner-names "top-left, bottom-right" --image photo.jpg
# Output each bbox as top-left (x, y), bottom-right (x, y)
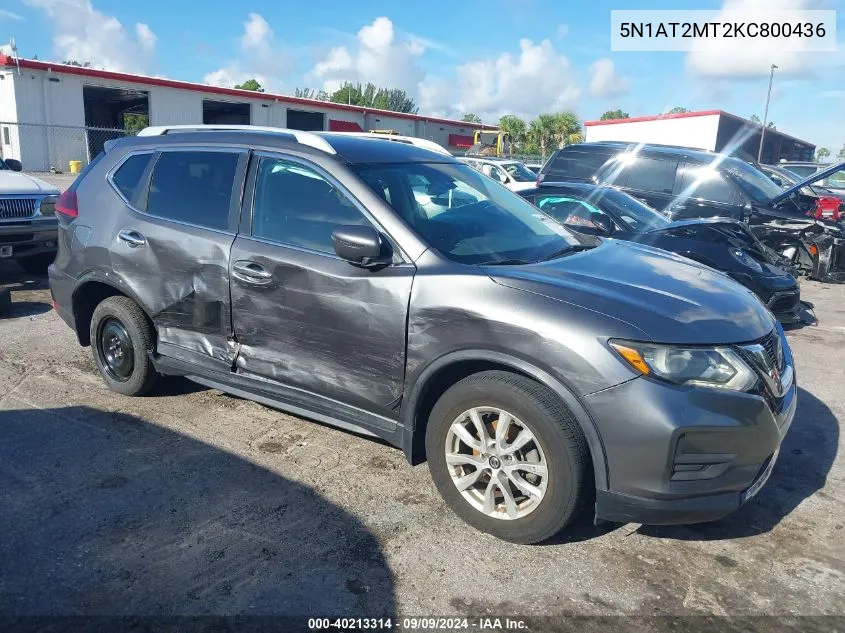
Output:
top-left (470, 130), bottom-right (510, 157)
top-left (369, 129), bottom-right (400, 136)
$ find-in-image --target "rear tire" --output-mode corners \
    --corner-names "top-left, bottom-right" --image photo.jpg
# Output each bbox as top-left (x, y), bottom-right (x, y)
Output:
top-left (89, 296), bottom-right (158, 396)
top-left (425, 370), bottom-right (589, 544)
top-left (17, 252), bottom-right (55, 275)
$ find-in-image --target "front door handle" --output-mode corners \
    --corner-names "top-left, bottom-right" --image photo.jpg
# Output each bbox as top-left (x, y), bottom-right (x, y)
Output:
top-left (233, 260), bottom-right (272, 283)
top-left (117, 229), bottom-right (146, 247)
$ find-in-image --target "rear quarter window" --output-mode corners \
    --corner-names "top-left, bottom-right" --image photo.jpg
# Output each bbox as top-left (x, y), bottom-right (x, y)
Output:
top-left (111, 153), bottom-right (153, 204)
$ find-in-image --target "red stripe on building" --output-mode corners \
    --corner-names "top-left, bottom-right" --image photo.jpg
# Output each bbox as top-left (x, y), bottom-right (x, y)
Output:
top-left (328, 120), bottom-right (363, 132)
top-left (584, 110), bottom-right (723, 126)
top-left (448, 134), bottom-right (474, 148)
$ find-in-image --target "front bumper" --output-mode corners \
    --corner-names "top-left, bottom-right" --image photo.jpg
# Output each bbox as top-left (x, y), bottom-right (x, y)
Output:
top-left (586, 345), bottom-right (797, 525)
top-left (0, 218), bottom-right (58, 259)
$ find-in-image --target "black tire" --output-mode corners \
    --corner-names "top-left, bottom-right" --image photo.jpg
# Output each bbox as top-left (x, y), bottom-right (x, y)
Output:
top-left (89, 296), bottom-right (158, 396)
top-left (426, 371), bottom-right (589, 544)
top-left (0, 288), bottom-right (11, 316)
top-left (17, 252), bottom-right (55, 275)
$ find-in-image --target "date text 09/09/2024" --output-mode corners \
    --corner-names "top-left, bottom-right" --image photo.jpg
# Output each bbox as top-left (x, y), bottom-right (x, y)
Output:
top-left (308, 617), bottom-right (529, 630)
top-left (619, 21), bottom-right (827, 39)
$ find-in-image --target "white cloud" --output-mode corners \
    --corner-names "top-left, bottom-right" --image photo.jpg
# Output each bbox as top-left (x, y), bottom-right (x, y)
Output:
top-left (588, 58), bottom-right (630, 98)
top-left (203, 12), bottom-right (284, 91)
top-left (309, 17), bottom-right (427, 97)
top-left (0, 43), bottom-right (13, 55)
top-left (0, 9), bottom-right (24, 20)
top-left (686, 0), bottom-right (839, 78)
top-left (424, 38), bottom-right (581, 120)
top-left (24, 0), bottom-right (156, 73)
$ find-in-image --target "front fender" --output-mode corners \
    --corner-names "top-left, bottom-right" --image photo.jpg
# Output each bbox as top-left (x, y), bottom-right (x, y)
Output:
top-left (400, 349), bottom-right (609, 491)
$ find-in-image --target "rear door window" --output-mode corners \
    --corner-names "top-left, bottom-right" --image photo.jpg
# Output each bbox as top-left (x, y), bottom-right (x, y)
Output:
top-left (146, 151), bottom-right (241, 231)
top-left (546, 149), bottom-right (613, 181)
top-left (111, 153), bottom-right (153, 204)
top-left (679, 164), bottom-right (739, 204)
top-left (617, 156), bottom-right (678, 194)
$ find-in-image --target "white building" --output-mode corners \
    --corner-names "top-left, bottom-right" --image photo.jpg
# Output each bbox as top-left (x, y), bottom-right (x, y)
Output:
top-left (0, 54), bottom-right (491, 171)
top-left (584, 110), bottom-right (815, 164)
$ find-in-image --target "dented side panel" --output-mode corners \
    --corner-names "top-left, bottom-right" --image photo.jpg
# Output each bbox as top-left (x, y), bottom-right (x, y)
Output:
top-left (229, 236), bottom-right (415, 416)
top-left (108, 211), bottom-right (237, 365)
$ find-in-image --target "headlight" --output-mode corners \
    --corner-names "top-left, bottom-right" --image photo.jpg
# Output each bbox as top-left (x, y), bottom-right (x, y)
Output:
top-left (730, 248), bottom-right (763, 272)
top-left (609, 340), bottom-right (757, 392)
top-left (39, 195), bottom-right (59, 216)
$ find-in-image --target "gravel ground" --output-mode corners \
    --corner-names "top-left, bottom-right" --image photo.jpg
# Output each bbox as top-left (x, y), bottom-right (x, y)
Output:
top-left (0, 261), bottom-right (842, 630)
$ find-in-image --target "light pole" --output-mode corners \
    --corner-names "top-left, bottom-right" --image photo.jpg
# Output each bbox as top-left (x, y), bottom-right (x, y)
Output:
top-left (757, 64), bottom-right (778, 164)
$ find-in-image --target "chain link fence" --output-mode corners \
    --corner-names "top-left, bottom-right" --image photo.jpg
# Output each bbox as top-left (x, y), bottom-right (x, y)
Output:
top-left (0, 122), bottom-right (138, 174)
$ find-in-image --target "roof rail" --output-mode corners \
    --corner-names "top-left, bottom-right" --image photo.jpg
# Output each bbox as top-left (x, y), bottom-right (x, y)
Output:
top-left (329, 132), bottom-right (452, 156)
top-left (137, 125), bottom-right (336, 155)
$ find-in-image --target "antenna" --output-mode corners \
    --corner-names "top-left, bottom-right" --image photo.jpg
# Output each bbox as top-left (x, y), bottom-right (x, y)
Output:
top-left (9, 37), bottom-right (20, 75)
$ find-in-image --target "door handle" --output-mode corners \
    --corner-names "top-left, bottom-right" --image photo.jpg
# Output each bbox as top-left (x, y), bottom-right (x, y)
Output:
top-left (117, 229), bottom-right (146, 247)
top-left (233, 260), bottom-right (272, 283)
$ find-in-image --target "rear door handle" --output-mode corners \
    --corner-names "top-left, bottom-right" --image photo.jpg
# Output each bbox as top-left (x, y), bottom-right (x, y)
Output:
top-left (233, 260), bottom-right (272, 283)
top-left (117, 229), bottom-right (146, 247)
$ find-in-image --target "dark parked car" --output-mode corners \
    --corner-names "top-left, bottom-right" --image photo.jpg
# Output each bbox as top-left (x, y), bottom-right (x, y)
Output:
top-left (0, 156), bottom-right (61, 274)
top-left (779, 161), bottom-right (845, 198)
top-left (538, 142), bottom-right (845, 283)
top-left (519, 183), bottom-right (803, 322)
top-left (50, 125), bottom-right (796, 543)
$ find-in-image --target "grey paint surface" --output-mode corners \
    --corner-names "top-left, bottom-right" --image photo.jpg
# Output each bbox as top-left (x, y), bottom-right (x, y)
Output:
top-left (1, 265), bottom-right (843, 618)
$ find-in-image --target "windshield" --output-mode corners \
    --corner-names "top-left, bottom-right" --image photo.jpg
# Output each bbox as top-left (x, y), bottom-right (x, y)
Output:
top-left (353, 162), bottom-right (585, 265)
top-left (592, 188), bottom-right (670, 231)
top-left (723, 158), bottom-right (785, 203)
top-left (501, 162), bottom-right (536, 182)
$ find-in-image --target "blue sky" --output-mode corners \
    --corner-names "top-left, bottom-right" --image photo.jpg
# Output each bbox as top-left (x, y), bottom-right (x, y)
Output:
top-left (1, 0), bottom-right (843, 153)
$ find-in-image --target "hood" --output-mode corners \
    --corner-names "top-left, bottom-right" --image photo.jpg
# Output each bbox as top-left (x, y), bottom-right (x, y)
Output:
top-left (507, 181), bottom-right (538, 193)
top-left (488, 239), bottom-right (775, 344)
top-left (770, 161), bottom-right (845, 205)
top-left (0, 170), bottom-right (61, 195)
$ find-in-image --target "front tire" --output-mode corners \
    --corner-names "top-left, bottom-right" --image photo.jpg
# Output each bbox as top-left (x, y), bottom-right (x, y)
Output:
top-left (89, 296), bottom-right (158, 396)
top-left (426, 371), bottom-right (589, 544)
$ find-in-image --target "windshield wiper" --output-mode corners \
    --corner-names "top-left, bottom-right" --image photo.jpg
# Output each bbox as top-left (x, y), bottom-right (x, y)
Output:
top-left (539, 244), bottom-right (592, 262)
top-left (477, 258), bottom-right (532, 266)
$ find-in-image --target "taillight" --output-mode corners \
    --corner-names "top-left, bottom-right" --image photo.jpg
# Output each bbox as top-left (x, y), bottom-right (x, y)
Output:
top-left (807, 243), bottom-right (819, 258)
top-left (55, 190), bottom-right (78, 219)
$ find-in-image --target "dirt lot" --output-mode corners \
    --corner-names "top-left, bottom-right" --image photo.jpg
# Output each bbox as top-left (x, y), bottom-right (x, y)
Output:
top-left (0, 261), bottom-right (842, 629)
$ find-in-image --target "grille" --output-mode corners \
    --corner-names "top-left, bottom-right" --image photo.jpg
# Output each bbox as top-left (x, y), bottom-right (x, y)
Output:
top-left (0, 197), bottom-right (37, 219)
top-left (761, 331), bottom-right (785, 371)
top-left (767, 292), bottom-right (799, 316)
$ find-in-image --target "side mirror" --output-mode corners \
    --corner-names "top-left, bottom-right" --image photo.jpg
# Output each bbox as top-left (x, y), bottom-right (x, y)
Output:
top-left (4, 158), bottom-right (22, 172)
top-left (591, 212), bottom-right (615, 234)
top-left (331, 225), bottom-right (391, 267)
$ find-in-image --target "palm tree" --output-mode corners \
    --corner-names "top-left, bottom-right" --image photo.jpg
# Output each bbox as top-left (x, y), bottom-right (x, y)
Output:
top-left (553, 112), bottom-right (583, 148)
top-left (528, 114), bottom-right (558, 158)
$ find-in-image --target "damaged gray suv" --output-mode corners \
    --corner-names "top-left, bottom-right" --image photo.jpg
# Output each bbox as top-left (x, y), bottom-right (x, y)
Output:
top-left (49, 126), bottom-right (796, 543)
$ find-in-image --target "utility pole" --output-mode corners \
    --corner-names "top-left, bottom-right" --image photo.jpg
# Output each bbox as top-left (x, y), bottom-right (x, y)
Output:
top-left (758, 64), bottom-right (778, 164)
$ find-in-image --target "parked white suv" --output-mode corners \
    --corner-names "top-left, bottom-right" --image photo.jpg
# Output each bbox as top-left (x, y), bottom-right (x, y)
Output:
top-left (0, 157), bottom-right (61, 273)
top-left (458, 157), bottom-right (537, 192)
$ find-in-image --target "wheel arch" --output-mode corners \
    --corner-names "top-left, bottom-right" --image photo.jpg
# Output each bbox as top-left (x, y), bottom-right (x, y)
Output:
top-left (71, 273), bottom-right (151, 347)
top-left (400, 350), bottom-right (609, 491)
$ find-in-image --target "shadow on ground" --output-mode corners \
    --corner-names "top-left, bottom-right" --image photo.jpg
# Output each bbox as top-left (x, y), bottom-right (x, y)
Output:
top-left (0, 406), bottom-right (396, 618)
top-left (638, 386), bottom-right (838, 541)
top-left (0, 264), bottom-right (51, 318)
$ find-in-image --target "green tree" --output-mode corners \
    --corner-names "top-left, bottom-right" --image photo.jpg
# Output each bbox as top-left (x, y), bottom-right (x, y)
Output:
top-left (123, 112), bottom-right (149, 134)
top-left (600, 109), bottom-right (629, 120)
top-left (838, 144), bottom-right (845, 160)
top-left (498, 115), bottom-right (527, 150)
top-left (527, 113), bottom-right (557, 158)
top-left (294, 87), bottom-right (329, 101)
top-left (666, 107), bottom-right (690, 114)
top-left (329, 82), bottom-right (418, 113)
top-left (461, 113), bottom-right (482, 123)
top-left (234, 78), bottom-right (264, 92)
top-left (816, 147), bottom-right (831, 162)
top-left (63, 60), bottom-right (91, 67)
top-left (750, 114), bottom-right (762, 124)
top-left (554, 111), bottom-right (583, 146)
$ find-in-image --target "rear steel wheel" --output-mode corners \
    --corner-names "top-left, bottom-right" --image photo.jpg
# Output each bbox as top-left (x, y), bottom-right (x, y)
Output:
top-left (97, 317), bottom-right (135, 382)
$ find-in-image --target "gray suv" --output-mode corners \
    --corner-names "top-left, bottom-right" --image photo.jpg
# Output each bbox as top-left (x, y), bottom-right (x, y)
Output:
top-left (49, 126), bottom-right (797, 543)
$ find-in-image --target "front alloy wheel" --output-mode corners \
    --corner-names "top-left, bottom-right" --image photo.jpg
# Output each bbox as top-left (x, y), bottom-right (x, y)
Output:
top-left (445, 407), bottom-right (548, 520)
